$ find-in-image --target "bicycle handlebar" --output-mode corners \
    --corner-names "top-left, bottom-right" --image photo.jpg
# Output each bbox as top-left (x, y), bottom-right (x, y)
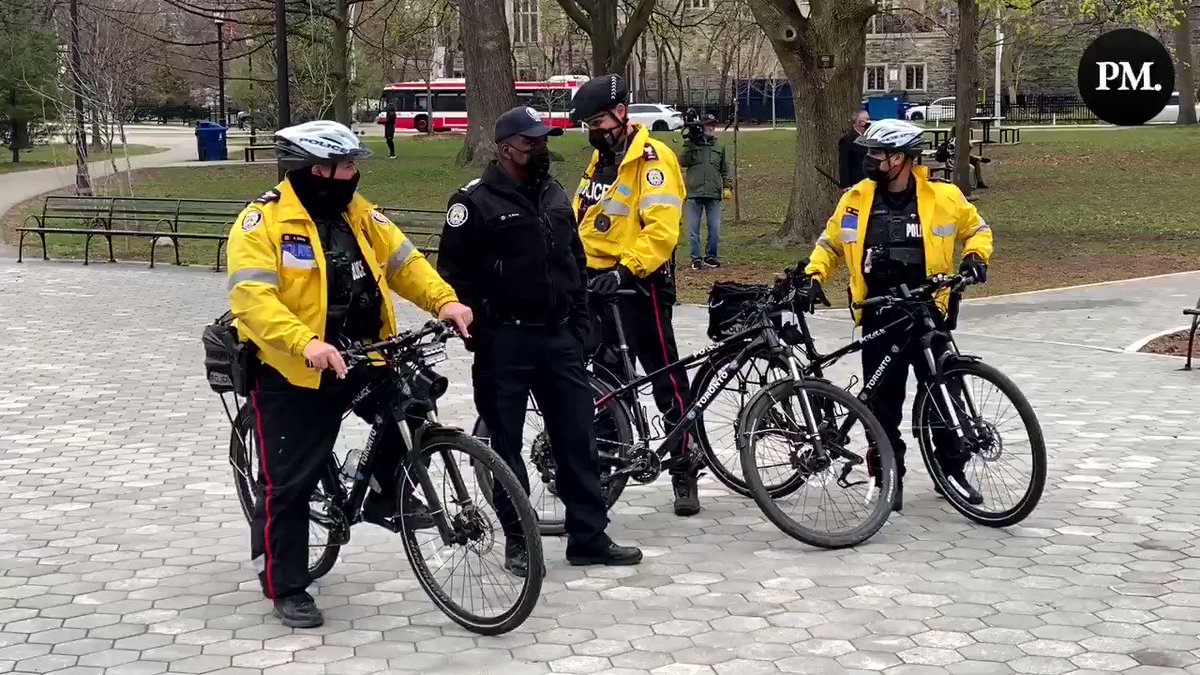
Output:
top-left (341, 320), bottom-right (455, 364)
top-left (850, 273), bottom-right (976, 311)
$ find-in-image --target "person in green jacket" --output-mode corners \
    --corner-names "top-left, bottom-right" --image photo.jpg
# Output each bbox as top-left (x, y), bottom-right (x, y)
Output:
top-left (679, 115), bottom-right (732, 269)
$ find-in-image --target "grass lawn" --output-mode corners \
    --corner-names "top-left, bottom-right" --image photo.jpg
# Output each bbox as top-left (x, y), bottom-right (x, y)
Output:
top-left (4, 126), bottom-right (1199, 303)
top-left (0, 144), bottom-right (160, 174)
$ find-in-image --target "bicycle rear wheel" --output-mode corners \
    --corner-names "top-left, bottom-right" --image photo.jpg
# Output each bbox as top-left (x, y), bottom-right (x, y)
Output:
top-left (913, 359), bottom-right (1046, 527)
top-left (739, 379), bottom-right (896, 549)
top-left (401, 430), bottom-right (542, 635)
top-left (230, 404), bottom-right (341, 580)
top-left (692, 346), bottom-right (797, 498)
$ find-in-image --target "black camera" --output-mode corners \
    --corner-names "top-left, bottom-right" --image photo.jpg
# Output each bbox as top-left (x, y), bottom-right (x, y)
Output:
top-left (682, 109), bottom-right (712, 143)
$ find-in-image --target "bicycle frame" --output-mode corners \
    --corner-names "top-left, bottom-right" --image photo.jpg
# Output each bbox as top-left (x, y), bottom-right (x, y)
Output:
top-left (594, 299), bottom-right (801, 476)
top-left (791, 286), bottom-right (981, 444)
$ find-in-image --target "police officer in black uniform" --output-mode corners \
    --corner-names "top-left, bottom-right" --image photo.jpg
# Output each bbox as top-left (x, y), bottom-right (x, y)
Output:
top-left (437, 107), bottom-right (643, 575)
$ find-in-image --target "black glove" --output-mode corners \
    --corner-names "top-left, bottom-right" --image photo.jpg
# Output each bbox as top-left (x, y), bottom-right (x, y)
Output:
top-left (959, 253), bottom-right (987, 283)
top-left (589, 265), bottom-right (634, 296)
top-left (797, 278), bottom-right (830, 314)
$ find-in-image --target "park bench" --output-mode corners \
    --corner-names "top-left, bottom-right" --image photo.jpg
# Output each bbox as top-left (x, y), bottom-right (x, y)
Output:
top-left (998, 127), bottom-right (1021, 144)
top-left (16, 195), bottom-right (446, 271)
top-left (243, 145), bottom-right (275, 162)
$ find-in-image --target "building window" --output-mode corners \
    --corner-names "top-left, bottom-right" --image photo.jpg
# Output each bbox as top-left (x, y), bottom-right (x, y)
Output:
top-left (864, 65), bottom-right (886, 92)
top-left (904, 63), bottom-right (926, 91)
top-left (513, 0), bottom-right (539, 45)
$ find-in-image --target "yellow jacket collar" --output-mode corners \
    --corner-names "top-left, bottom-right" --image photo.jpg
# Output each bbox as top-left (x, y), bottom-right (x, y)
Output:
top-left (849, 163), bottom-right (935, 201)
top-left (618, 124), bottom-right (651, 169)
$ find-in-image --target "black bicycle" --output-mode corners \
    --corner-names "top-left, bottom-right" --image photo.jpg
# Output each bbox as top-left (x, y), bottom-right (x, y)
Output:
top-left (475, 283), bottom-right (898, 549)
top-left (228, 321), bottom-right (543, 635)
top-left (741, 273), bottom-right (1046, 531)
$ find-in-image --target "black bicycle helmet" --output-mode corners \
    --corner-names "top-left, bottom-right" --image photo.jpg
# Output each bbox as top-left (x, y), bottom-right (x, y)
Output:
top-left (569, 74), bottom-right (629, 124)
top-left (854, 119), bottom-right (925, 157)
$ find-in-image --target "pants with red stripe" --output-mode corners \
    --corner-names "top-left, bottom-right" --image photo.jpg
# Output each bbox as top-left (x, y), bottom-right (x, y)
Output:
top-left (249, 364), bottom-right (403, 599)
top-left (591, 266), bottom-right (697, 474)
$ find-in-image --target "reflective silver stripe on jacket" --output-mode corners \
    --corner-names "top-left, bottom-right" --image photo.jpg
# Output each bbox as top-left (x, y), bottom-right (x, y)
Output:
top-left (227, 268), bottom-right (278, 291)
top-left (601, 199), bottom-right (631, 216)
top-left (386, 238), bottom-right (417, 278)
top-left (816, 234), bottom-right (836, 252)
top-left (638, 194), bottom-right (682, 209)
top-left (932, 224), bottom-right (956, 237)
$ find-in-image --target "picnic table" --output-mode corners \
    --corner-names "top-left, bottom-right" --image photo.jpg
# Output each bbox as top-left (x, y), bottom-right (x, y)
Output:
top-left (922, 128), bottom-right (950, 150)
top-left (971, 116), bottom-right (1000, 158)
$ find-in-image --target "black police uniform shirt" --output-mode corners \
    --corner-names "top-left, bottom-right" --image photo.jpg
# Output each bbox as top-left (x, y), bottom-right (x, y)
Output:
top-left (863, 178), bottom-right (925, 297)
top-left (314, 216), bottom-right (382, 343)
top-left (438, 162), bottom-right (588, 330)
top-left (576, 159), bottom-right (619, 229)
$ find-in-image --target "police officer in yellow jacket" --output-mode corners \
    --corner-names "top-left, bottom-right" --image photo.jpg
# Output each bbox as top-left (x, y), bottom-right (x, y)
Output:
top-left (798, 119), bottom-right (993, 512)
top-left (569, 74), bottom-right (702, 517)
top-left (227, 121), bottom-right (472, 628)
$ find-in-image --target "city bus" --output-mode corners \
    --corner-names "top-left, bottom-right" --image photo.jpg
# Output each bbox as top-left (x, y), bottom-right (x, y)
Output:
top-left (376, 75), bottom-right (589, 132)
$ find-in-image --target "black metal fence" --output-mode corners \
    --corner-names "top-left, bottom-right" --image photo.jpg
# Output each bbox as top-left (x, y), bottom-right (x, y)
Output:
top-left (1000, 96), bottom-right (1098, 124)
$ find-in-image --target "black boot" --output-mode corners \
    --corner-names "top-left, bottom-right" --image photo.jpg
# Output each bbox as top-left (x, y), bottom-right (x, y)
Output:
top-left (671, 473), bottom-right (701, 517)
top-left (566, 541), bottom-right (643, 567)
top-left (363, 492), bottom-right (434, 531)
top-left (273, 591), bottom-right (323, 628)
top-left (949, 473), bottom-right (984, 505)
top-left (504, 539), bottom-right (529, 578)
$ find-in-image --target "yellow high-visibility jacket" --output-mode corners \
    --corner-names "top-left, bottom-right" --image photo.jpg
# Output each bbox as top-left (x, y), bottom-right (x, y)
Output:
top-left (805, 165), bottom-right (993, 323)
top-left (227, 178), bottom-right (458, 389)
top-left (573, 124), bottom-right (685, 277)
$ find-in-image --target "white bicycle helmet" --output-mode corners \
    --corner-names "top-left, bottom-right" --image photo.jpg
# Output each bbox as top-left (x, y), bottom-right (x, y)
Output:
top-left (274, 120), bottom-right (372, 168)
top-left (855, 118), bottom-right (925, 156)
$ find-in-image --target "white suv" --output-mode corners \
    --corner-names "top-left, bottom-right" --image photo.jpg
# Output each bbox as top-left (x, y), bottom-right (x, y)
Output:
top-left (906, 97), bottom-right (956, 122)
top-left (626, 104), bottom-right (685, 131)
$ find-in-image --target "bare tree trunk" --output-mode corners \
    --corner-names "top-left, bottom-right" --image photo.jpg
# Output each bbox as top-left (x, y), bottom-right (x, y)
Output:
top-left (1174, 0), bottom-right (1196, 124)
top-left (331, 0), bottom-right (351, 124)
top-left (747, 0), bottom-right (873, 242)
top-left (444, 25), bottom-right (458, 78)
top-left (592, 0), bottom-right (618, 73)
top-left (457, 0), bottom-right (517, 167)
top-left (954, 0), bottom-right (980, 194)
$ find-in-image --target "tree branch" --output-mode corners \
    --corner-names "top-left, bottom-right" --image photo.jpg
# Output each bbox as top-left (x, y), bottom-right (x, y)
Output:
top-left (615, 0), bottom-right (656, 65)
top-left (553, 0), bottom-right (593, 34)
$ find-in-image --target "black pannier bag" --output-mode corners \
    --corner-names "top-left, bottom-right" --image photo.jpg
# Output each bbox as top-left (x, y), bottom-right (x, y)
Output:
top-left (707, 282), bottom-right (770, 341)
top-left (202, 311), bottom-right (252, 397)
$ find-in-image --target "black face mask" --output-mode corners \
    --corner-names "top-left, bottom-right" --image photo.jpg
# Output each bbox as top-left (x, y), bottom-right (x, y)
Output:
top-left (587, 112), bottom-right (628, 161)
top-left (525, 145), bottom-right (552, 182)
top-left (290, 168), bottom-right (360, 219)
top-left (863, 155), bottom-right (895, 183)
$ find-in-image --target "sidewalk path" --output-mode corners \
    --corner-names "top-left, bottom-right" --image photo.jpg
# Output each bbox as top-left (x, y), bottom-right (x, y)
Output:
top-left (0, 132), bottom-right (197, 223)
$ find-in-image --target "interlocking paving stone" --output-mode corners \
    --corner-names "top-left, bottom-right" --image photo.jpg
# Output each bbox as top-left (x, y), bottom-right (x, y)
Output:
top-left (5, 260), bottom-right (1200, 673)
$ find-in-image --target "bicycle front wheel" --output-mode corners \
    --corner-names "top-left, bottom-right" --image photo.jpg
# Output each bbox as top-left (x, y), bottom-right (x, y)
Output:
top-left (739, 379), bottom-right (897, 549)
top-left (401, 430), bottom-right (542, 635)
top-left (913, 359), bottom-right (1046, 527)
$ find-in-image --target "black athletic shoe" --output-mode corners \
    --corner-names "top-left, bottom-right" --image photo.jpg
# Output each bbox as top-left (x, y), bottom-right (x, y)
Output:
top-left (703, 256), bottom-right (721, 269)
top-left (504, 539), bottom-right (529, 578)
top-left (273, 591), bottom-right (323, 628)
top-left (691, 258), bottom-right (704, 270)
top-left (934, 475), bottom-right (985, 506)
top-left (671, 473), bottom-right (701, 517)
top-left (566, 542), bottom-right (643, 566)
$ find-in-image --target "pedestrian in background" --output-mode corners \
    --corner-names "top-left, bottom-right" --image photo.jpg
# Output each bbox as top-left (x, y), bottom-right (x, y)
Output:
top-left (383, 104), bottom-right (397, 159)
top-left (838, 110), bottom-right (870, 189)
top-left (680, 115), bottom-right (731, 270)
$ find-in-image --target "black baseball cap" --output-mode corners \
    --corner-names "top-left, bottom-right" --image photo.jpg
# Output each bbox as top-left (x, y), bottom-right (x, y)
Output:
top-left (494, 106), bottom-right (565, 143)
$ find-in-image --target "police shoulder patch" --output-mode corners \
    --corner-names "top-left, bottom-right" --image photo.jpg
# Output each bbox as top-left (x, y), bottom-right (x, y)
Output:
top-left (645, 169), bottom-right (665, 187)
top-left (642, 144), bottom-right (658, 161)
top-left (446, 202), bottom-right (469, 228)
top-left (370, 209), bottom-right (391, 225)
top-left (240, 209), bottom-right (264, 232)
top-left (253, 189), bottom-right (280, 204)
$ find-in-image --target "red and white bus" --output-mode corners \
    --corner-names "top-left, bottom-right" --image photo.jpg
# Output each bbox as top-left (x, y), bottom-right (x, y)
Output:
top-left (376, 75), bottom-right (589, 132)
